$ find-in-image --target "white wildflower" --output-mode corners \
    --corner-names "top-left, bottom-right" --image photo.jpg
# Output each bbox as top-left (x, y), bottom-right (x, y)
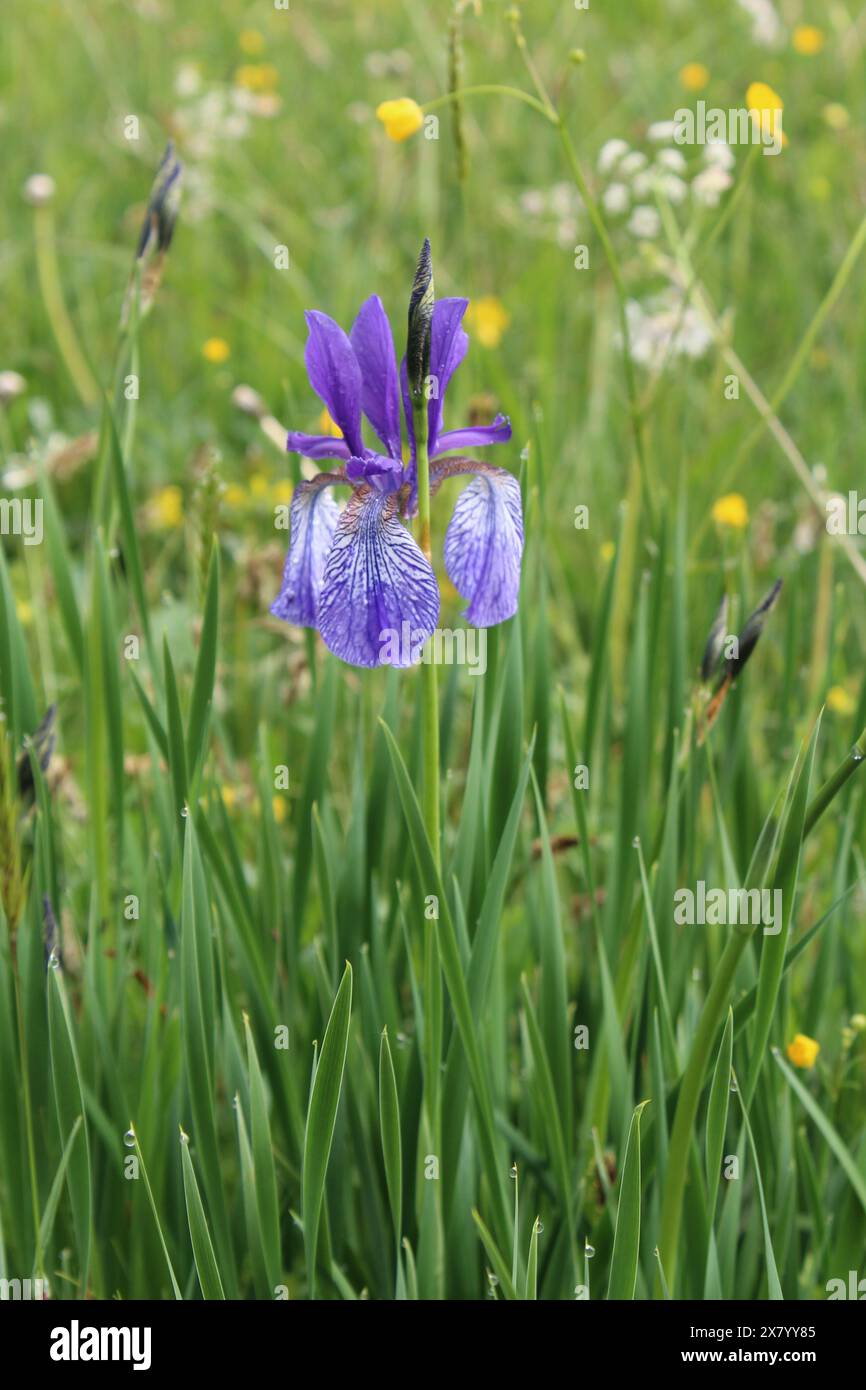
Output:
top-left (602, 182), bottom-right (630, 215)
top-left (628, 205), bottom-right (661, 238)
top-left (598, 138), bottom-right (629, 173)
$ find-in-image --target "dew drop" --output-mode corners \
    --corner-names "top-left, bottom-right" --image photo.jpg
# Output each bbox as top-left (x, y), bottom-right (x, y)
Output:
top-left (123, 1128), bottom-right (135, 1148)
top-left (584, 1241), bottom-right (595, 1259)
top-left (534, 1218), bottom-right (544, 1235)
top-left (47, 948), bottom-right (60, 970)
top-left (510, 1163), bottom-right (518, 1180)
top-left (631, 836), bottom-right (641, 848)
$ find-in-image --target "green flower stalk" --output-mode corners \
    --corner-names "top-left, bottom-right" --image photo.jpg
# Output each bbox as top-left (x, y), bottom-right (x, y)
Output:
top-left (407, 239), bottom-right (441, 868)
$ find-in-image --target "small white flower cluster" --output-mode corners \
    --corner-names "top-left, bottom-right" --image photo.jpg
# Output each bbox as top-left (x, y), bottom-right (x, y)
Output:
top-left (596, 128), bottom-right (736, 237)
top-left (622, 288), bottom-right (715, 367)
top-left (171, 64), bottom-right (279, 222)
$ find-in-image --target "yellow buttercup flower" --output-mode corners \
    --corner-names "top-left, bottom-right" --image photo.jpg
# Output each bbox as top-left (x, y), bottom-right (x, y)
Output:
top-left (202, 337), bottom-right (230, 364)
top-left (224, 484), bottom-right (247, 509)
top-left (239, 28), bottom-right (265, 56)
top-left (711, 493), bottom-right (749, 529)
top-left (746, 82), bottom-right (787, 149)
top-left (823, 103), bottom-right (849, 131)
top-left (271, 480), bottom-right (294, 505)
top-left (376, 98), bottom-right (424, 142)
top-left (250, 472), bottom-right (270, 498)
top-left (234, 63), bottom-right (279, 93)
top-left (786, 1034), bottom-right (820, 1069)
top-left (151, 485), bottom-right (183, 529)
top-left (680, 62), bottom-right (709, 92)
top-left (826, 685), bottom-right (856, 716)
top-left (600, 541), bottom-right (615, 563)
top-left (792, 25), bottom-right (824, 56)
top-left (220, 786), bottom-right (237, 812)
top-left (466, 296), bottom-right (510, 349)
top-left (318, 408), bottom-right (343, 438)
top-left (272, 795), bottom-right (287, 824)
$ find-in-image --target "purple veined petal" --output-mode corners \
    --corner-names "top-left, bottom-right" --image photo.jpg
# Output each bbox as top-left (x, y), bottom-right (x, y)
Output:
top-left (350, 295), bottom-right (402, 459)
top-left (428, 297), bottom-right (469, 449)
top-left (345, 451), bottom-right (404, 487)
top-left (318, 486), bottom-right (440, 668)
top-left (433, 414), bottom-right (512, 455)
top-left (401, 297), bottom-right (470, 457)
top-left (436, 458), bottom-right (524, 628)
top-left (286, 431), bottom-right (351, 461)
top-left (270, 473), bottom-right (344, 628)
top-left (304, 310), bottom-right (365, 456)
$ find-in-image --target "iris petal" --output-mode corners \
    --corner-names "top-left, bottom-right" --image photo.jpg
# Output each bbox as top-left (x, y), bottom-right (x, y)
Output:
top-left (437, 459), bottom-right (523, 627)
top-left (270, 475), bottom-right (342, 627)
top-left (402, 297), bottom-right (470, 456)
top-left (304, 311), bottom-right (364, 456)
top-left (350, 295), bottom-right (402, 458)
top-left (433, 414), bottom-right (512, 455)
top-left (286, 431), bottom-right (351, 461)
top-left (318, 486), bottom-right (440, 667)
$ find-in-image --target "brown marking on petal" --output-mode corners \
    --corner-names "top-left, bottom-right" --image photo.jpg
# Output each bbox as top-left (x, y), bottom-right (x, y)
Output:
top-left (429, 454), bottom-right (512, 498)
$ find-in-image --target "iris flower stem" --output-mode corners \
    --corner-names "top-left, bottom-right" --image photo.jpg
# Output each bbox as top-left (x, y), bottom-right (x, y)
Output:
top-left (412, 400), bottom-right (441, 873)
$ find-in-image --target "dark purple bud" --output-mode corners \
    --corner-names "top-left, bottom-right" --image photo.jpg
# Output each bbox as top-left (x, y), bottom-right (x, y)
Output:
top-left (722, 579), bottom-right (783, 686)
top-left (136, 141), bottom-right (183, 261)
top-left (700, 594), bottom-right (729, 683)
top-left (406, 238), bottom-right (434, 405)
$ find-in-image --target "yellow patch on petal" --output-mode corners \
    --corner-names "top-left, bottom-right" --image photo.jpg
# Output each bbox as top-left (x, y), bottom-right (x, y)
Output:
top-left (786, 1034), bottom-right (820, 1069)
top-left (202, 337), bottom-right (230, 364)
top-left (711, 493), bottom-right (749, 529)
top-left (792, 25), bottom-right (824, 56)
top-left (679, 62), bottom-right (710, 92)
top-left (376, 98), bottom-right (424, 142)
top-left (318, 408), bottom-right (343, 439)
top-left (465, 296), bottom-right (510, 349)
top-left (826, 684), bottom-right (855, 716)
top-left (746, 82), bottom-right (787, 149)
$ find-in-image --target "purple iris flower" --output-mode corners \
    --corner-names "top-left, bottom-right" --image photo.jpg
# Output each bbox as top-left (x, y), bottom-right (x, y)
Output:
top-left (270, 291), bottom-right (523, 667)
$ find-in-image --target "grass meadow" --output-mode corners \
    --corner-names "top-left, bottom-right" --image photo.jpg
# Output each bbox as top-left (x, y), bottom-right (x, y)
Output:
top-left (2, 0), bottom-right (866, 1304)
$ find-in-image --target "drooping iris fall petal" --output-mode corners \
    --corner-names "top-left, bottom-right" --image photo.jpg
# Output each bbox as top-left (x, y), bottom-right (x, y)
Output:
top-left (317, 487), bottom-right (440, 667)
top-left (437, 459), bottom-right (524, 626)
top-left (270, 475), bottom-right (342, 626)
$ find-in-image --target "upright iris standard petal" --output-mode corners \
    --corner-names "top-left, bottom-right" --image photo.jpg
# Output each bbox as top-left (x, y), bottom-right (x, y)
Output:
top-left (428, 297), bottom-right (470, 449)
top-left (350, 296), bottom-right (403, 458)
top-left (433, 414), bottom-right (512, 455)
top-left (401, 297), bottom-right (469, 457)
top-left (304, 311), bottom-right (365, 456)
top-left (318, 487), bottom-right (440, 667)
top-left (270, 475), bottom-right (342, 627)
top-left (286, 431), bottom-right (351, 461)
top-left (437, 459), bottom-right (524, 627)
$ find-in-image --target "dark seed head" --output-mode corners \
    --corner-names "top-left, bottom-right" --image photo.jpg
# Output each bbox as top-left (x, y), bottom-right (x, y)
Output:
top-left (722, 579), bottom-right (783, 685)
